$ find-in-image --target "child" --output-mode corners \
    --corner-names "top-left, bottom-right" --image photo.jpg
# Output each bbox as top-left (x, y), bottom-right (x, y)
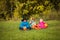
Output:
top-left (30, 17), bottom-right (40, 30)
top-left (19, 18), bottom-right (31, 30)
top-left (38, 18), bottom-right (48, 29)
top-left (30, 17), bottom-right (36, 27)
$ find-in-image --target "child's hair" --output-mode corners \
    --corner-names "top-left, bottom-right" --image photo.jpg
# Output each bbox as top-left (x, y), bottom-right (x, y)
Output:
top-left (30, 17), bottom-right (35, 21)
top-left (21, 18), bottom-right (27, 21)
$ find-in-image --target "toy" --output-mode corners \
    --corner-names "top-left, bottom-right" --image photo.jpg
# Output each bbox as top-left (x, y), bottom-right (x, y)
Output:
top-left (23, 27), bottom-right (27, 30)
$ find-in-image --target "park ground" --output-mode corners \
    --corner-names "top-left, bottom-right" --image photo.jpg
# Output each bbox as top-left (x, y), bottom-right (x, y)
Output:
top-left (0, 20), bottom-right (60, 40)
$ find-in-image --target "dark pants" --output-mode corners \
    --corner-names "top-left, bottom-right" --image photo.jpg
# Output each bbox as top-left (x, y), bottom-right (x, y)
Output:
top-left (19, 27), bottom-right (23, 30)
top-left (19, 27), bottom-right (31, 30)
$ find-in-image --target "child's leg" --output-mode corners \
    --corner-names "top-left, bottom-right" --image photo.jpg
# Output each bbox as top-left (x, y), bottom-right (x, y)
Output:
top-left (31, 25), bottom-right (38, 30)
top-left (27, 27), bottom-right (31, 30)
top-left (31, 25), bottom-right (36, 29)
top-left (19, 27), bottom-right (23, 30)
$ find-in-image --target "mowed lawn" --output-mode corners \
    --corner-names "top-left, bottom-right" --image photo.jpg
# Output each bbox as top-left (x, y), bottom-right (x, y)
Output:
top-left (0, 20), bottom-right (60, 40)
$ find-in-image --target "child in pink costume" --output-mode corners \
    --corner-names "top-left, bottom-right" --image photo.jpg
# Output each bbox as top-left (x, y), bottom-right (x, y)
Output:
top-left (38, 19), bottom-right (46, 29)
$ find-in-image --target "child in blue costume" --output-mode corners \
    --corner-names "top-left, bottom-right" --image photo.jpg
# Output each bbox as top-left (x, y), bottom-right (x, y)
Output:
top-left (19, 18), bottom-right (31, 30)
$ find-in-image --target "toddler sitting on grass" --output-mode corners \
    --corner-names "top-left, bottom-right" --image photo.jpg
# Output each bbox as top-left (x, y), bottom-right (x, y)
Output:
top-left (30, 17), bottom-right (40, 30)
top-left (38, 18), bottom-right (48, 29)
top-left (19, 18), bottom-right (31, 30)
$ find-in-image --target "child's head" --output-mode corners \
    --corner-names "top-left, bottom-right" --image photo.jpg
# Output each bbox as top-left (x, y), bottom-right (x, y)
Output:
top-left (22, 18), bottom-right (27, 22)
top-left (40, 18), bottom-right (43, 22)
top-left (23, 19), bottom-right (26, 22)
top-left (30, 17), bottom-right (35, 21)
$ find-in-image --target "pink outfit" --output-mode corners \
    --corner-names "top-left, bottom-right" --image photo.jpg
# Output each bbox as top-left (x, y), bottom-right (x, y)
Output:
top-left (38, 21), bottom-right (45, 28)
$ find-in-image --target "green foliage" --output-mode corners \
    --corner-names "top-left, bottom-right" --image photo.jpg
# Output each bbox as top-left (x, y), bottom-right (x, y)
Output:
top-left (44, 0), bottom-right (50, 5)
top-left (37, 5), bottom-right (44, 11)
top-left (23, 9), bottom-right (29, 14)
top-left (0, 0), bottom-right (60, 20)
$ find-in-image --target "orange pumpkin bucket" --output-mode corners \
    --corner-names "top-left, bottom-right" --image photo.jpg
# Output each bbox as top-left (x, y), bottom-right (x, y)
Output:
top-left (23, 27), bottom-right (27, 30)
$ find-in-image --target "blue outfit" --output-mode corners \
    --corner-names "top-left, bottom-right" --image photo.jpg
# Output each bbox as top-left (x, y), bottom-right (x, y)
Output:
top-left (19, 21), bottom-right (31, 30)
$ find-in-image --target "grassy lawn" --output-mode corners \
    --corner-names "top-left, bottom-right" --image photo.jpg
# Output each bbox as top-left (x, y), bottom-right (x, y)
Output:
top-left (0, 20), bottom-right (60, 40)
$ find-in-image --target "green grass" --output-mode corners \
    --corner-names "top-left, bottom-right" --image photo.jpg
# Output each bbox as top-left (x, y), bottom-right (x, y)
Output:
top-left (0, 20), bottom-right (60, 40)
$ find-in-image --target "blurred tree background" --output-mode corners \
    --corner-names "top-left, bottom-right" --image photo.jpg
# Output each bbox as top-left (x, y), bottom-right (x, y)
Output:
top-left (0, 0), bottom-right (60, 21)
